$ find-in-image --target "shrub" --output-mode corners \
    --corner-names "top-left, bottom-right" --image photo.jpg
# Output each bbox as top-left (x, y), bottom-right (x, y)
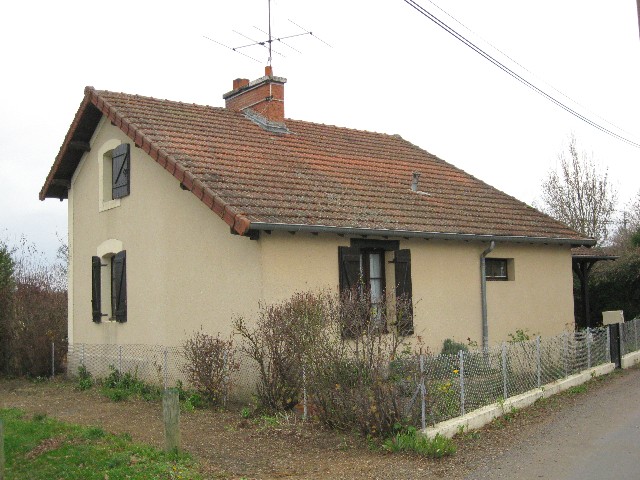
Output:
top-left (234, 292), bottom-right (326, 412)
top-left (441, 338), bottom-right (468, 356)
top-left (76, 365), bottom-right (93, 391)
top-left (100, 365), bottom-right (161, 402)
top-left (0, 237), bottom-right (67, 377)
top-left (181, 330), bottom-right (238, 406)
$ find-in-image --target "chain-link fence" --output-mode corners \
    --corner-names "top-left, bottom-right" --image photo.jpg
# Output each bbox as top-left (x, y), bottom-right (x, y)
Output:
top-left (61, 323), bottom-right (638, 428)
top-left (621, 317), bottom-right (640, 355)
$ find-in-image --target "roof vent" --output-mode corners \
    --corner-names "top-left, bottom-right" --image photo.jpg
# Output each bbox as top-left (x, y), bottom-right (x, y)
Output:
top-left (411, 172), bottom-right (421, 192)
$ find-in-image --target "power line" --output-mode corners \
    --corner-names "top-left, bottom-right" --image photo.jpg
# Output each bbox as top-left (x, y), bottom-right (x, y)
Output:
top-left (402, 0), bottom-right (640, 149)
top-left (422, 0), bottom-right (636, 139)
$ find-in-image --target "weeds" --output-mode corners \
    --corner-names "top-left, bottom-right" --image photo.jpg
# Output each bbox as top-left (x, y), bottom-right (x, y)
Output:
top-left (383, 426), bottom-right (456, 457)
top-left (76, 365), bottom-right (93, 391)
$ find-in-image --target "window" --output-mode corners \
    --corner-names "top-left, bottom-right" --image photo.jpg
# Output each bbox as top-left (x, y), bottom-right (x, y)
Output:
top-left (92, 250), bottom-right (127, 322)
top-left (111, 144), bottom-right (131, 199)
top-left (99, 143), bottom-right (130, 211)
top-left (338, 241), bottom-right (413, 336)
top-left (486, 258), bottom-right (509, 281)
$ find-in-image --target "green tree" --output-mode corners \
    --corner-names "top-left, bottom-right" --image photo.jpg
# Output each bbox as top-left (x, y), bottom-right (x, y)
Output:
top-left (0, 242), bottom-right (15, 374)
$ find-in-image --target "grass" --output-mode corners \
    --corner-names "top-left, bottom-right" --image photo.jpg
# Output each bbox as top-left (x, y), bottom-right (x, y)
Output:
top-left (383, 426), bottom-right (456, 457)
top-left (0, 408), bottom-right (203, 479)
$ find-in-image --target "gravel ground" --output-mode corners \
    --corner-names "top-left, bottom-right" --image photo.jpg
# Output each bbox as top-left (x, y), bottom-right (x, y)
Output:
top-left (0, 367), bottom-right (636, 479)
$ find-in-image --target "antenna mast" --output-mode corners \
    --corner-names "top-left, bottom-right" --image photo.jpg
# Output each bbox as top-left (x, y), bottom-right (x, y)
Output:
top-left (268, 0), bottom-right (272, 66)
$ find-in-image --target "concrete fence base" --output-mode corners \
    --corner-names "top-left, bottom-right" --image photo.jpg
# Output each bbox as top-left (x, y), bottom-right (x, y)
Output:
top-left (423, 362), bottom-right (615, 439)
top-left (622, 351), bottom-right (640, 369)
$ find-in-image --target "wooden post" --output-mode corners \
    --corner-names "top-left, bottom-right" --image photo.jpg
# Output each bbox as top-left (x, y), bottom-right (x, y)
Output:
top-left (162, 389), bottom-right (180, 453)
top-left (0, 418), bottom-right (5, 480)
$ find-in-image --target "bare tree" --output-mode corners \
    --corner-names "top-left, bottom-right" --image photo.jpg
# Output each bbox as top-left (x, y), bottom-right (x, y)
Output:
top-left (611, 190), bottom-right (640, 251)
top-left (540, 136), bottom-right (617, 245)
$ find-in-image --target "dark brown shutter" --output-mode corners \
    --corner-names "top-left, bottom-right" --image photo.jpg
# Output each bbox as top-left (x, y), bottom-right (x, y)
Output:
top-left (338, 246), bottom-right (361, 292)
top-left (394, 249), bottom-right (414, 335)
top-left (91, 256), bottom-right (102, 322)
top-left (112, 144), bottom-right (130, 199)
top-left (112, 251), bottom-right (127, 322)
top-left (338, 246), bottom-right (364, 338)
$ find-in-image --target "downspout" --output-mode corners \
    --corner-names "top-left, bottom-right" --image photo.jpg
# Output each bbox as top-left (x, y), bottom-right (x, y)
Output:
top-left (480, 241), bottom-right (496, 351)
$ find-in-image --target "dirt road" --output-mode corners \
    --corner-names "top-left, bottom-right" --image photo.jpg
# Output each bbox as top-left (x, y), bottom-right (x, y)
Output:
top-left (1, 367), bottom-right (638, 479)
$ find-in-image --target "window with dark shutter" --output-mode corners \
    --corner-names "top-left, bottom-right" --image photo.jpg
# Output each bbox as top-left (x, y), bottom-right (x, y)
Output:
top-left (92, 256), bottom-right (102, 322)
top-left (394, 249), bottom-right (414, 335)
top-left (112, 251), bottom-right (127, 322)
top-left (112, 144), bottom-right (130, 199)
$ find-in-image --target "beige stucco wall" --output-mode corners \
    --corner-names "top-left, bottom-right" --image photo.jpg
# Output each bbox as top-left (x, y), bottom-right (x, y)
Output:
top-left (68, 118), bottom-right (575, 354)
top-left (69, 120), bottom-right (262, 346)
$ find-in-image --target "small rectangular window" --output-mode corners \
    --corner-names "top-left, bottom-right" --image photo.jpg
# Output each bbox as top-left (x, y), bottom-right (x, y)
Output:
top-left (486, 258), bottom-right (508, 281)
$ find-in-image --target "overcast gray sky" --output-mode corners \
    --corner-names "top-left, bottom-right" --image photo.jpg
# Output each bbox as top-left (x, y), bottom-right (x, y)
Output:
top-left (2, 0), bottom-right (639, 260)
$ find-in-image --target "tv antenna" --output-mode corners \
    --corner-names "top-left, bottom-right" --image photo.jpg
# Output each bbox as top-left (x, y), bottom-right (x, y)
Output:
top-left (204, 0), bottom-right (331, 65)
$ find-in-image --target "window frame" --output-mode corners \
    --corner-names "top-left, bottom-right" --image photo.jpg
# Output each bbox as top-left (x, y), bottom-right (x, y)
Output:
top-left (486, 258), bottom-right (509, 281)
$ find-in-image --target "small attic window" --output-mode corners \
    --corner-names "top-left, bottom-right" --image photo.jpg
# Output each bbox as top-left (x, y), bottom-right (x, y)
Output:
top-left (99, 143), bottom-right (130, 212)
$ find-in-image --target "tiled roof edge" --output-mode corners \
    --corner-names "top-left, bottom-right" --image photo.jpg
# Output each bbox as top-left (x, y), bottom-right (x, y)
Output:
top-left (39, 88), bottom-right (95, 201)
top-left (250, 222), bottom-right (596, 246)
top-left (41, 87), bottom-right (252, 235)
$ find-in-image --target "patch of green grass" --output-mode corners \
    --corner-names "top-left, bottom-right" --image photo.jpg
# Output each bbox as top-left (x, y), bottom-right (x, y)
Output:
top-left (0, 408), bottom-right (203, 479)
top-left (383, 426), bottom-right (456, 457)
top-left (566, 384), bottom-right (588, 395)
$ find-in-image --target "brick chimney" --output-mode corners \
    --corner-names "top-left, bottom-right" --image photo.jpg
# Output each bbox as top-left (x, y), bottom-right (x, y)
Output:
top-left (223, 66), bottom-right (287, 124)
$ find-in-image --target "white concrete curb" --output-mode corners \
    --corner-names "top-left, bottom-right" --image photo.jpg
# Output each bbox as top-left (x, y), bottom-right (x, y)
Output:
top-left (622, 351), bottom-right (640, 369)
top-left (423, 362), bottom-right (615, 439)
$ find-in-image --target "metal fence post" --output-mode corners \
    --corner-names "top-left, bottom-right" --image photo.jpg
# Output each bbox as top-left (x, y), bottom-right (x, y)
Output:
top-left (502, 343), bottom-right (508, 400)
top-left (51, 342), bottom-right (55, 379)
top-left (563, 332), bottom-right (568, 377)
top-left (81, 343), bottom-right (85, 367)
top-left (302, 362), bottom-right (308, 421)
top-left (536, 336), bottom-right (541, 388)
top-left (606, 327), bottom-right (611, 362)
top-left (420, 354), bottom-right (426, 430)
top-left (634, 319), bottom-right (638, 352)
top-left (163, 348), bottom-right (168, 391)
top-left (587, 327), bottom-right (592, 369)
top-left (118, 345), bottom-right (122, 373)
top-left (459, 350), bottom-right (465, 417)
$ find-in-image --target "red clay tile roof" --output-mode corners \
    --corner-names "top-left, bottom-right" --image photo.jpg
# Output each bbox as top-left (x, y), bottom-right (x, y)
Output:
top-left (40, 87), bottom-right (594, 245)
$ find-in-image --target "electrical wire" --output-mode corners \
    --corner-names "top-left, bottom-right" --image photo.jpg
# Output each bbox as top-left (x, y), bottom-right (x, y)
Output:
top-left (403, 0), bottom-right (640, 149)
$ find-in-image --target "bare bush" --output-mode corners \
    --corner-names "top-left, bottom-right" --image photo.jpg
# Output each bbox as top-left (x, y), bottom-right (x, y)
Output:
top-left (235, 289), bottom-right (417, 437)
top-left (0, 236), bottom-right (67, 377)
top-left (234, 292), bottom-right (326, 411)
top-left (181, 329), bottom-right (238, 406)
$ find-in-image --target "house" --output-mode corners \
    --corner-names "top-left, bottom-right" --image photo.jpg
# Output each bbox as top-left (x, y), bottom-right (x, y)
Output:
top-left (40, 66), bottom-right (594, 354)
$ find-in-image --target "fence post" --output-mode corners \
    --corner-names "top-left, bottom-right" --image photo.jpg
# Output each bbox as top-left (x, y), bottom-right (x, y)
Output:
top-left (458, 350), bottom-right (465, 417)
top-left (536, 336), bottom-right (541, 388)
top-left (0, 418), bottom-right (4, 480)
top-left (635, 319), bottom-right (638, 352)
top-left (420, 354), bottom-right (426, 430)
top-left (302, 362), bottom-right (308, 421)
top-left (51, 342), bottom-right (55, 379)
top-left (501, 343), bottom-right (508, 400)
top-left (563, 332), bottom-right (568, 378)
top-left (118, 345), bottom-right (122, 373)
top-left (81, 343), bottom-right (85, 367)
top-left (162, 388), bottom-right (181, 453)
top-left (163, 348), bottom-right (168, 391)
top-left (587, 327), bottom-right (592, 369)
top-left (606, 327), bottom-right (611, 362)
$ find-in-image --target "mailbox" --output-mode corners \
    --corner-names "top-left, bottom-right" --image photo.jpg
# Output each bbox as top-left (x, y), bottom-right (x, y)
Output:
top-left (602, 310), bottom-right (624, 326)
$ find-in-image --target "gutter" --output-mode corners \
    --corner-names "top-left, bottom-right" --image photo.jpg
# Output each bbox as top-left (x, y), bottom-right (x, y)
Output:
top-left (480, 241), bottom-right (496, 351)
top-left (248, 222), bottom-right (595, 247)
